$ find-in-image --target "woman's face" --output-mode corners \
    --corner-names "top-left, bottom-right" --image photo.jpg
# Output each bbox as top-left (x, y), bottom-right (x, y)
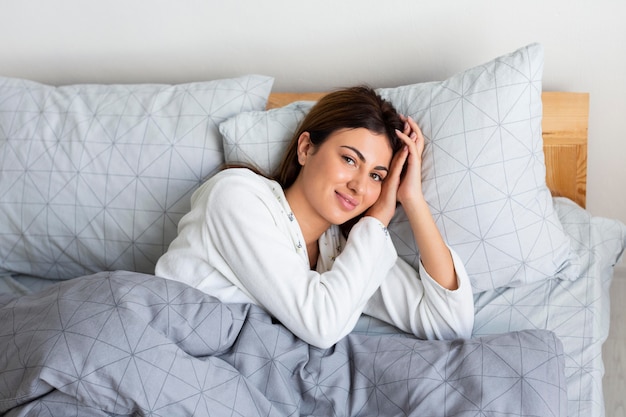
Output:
top-left (293, 127), bottom-right (393, 227)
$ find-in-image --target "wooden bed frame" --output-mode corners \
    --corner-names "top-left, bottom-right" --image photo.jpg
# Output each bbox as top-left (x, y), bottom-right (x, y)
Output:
top-left (267, 91), bottom-right (589, 208)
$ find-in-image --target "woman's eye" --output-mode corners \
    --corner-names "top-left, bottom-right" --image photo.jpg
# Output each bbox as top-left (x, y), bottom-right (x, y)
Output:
top-left (343, 156), bottom-right (356, 165)
top-left (371, 173), bottom-right (383, 182)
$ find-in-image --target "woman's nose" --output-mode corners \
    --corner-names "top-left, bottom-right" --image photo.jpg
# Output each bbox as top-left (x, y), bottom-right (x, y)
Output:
top-left (347, 173), bottom-right (366, 195)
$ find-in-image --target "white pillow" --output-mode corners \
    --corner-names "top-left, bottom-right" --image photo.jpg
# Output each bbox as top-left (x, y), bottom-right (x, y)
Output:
top-left (220, 44), bottom-right (576, 292)
top-left (0, 74), bottom-right (274, 279)
top-left (222, 101), bottom-right (315, 175)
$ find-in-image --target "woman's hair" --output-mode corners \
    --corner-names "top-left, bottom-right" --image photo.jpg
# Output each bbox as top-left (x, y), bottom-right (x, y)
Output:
top-left (222, 86), bottom-right (405, 236)
top-left (273, 85), bottom-right (405, 189)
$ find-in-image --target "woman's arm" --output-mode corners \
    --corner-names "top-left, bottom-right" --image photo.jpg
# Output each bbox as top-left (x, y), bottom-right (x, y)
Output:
top-left (364, 251), bottom-right (474, 340)
top-left (367, 116), bottom-right (457, 290)
top-left (363, 117), bottom-right (474, 339)
top-left (400, 194), bottom-right (458, 290)
top-left (397, 116), bottom-right (458, 289)
top-left (203, 170), bottom-right (398, 348)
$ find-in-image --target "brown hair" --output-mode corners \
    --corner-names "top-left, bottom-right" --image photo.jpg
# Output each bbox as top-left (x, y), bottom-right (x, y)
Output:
top-left (273, 86), bottom-right (404, 189)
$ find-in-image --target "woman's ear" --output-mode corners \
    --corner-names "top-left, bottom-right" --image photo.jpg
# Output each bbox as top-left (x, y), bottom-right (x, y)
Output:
top-left (297, 132), bottom-right (312, 166)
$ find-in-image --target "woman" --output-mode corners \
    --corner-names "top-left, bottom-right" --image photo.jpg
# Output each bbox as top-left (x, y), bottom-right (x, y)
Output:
top-left (155, 86), bottom-right (474, 348)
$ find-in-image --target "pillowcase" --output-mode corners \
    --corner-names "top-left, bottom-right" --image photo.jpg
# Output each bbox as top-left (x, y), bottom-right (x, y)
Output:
top-left (220, 44), bottom-right (576, 292)
top-left (0, 74), bottom-right (274, 279)
top-left (222, 100), bottom-right (315, 175)
top-left (378, 43), bottom-right (575, 291)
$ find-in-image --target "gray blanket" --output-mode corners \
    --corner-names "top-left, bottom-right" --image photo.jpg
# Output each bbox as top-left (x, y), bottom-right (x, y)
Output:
top-left (0, 271), bottom-right (566, 416)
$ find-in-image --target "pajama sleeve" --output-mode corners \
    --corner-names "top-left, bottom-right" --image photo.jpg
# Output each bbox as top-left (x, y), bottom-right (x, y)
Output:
top-left (203, 173), bottom-right (398, 348)
top-left (363, 251), bottom-right (475, 340)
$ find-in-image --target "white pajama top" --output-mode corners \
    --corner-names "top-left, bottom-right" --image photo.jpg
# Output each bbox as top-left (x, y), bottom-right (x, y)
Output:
top-left (156, 168), bottom-right (474, 348)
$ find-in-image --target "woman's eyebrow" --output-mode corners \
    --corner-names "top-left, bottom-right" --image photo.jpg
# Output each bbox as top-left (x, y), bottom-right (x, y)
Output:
top-left (340, 145), bottom-right (389, 172)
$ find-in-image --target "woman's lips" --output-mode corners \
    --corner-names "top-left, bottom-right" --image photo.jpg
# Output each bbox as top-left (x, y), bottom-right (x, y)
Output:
top-left (335, 191), bottom-right (358, 211)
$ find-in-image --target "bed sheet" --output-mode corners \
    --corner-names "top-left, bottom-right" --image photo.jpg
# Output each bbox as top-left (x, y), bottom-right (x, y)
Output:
top-left (473, 268), bottom-right (609, 417)
top-left (473, 197), bottom-right (625, 417)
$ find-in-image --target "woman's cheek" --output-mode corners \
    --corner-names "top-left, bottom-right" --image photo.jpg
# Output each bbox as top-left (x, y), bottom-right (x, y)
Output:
top-left (367, 185), bottom-right (383, 206)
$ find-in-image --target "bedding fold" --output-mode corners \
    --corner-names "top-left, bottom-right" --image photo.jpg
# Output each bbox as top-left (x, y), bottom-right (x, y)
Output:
top-left (0, 270), bottom-right (567, 417)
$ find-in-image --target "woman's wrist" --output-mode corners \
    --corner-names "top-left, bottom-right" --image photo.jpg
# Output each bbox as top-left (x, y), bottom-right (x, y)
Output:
top-left (364, 205), bottom-right (393, 227)
top-left (399, 193), bottom-right (428, 214)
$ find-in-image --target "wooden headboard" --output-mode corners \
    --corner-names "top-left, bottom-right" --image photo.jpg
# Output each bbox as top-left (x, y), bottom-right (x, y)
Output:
top-left (541, 92), bottom-right (589, 208)
top-left (267, 91), bottom-right (589, 208)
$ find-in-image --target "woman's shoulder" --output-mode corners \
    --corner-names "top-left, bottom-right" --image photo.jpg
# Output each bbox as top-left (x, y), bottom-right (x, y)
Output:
top-left (213, 167), bottom-right (278, 192)
top-left (193, 168), bottom-right (282, 207)
top-left (211, 167), bottom-right (268, 183)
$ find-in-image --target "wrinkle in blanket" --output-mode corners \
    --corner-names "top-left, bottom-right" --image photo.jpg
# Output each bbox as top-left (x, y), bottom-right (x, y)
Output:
top-left (0, 271), bottom-right (567, 417)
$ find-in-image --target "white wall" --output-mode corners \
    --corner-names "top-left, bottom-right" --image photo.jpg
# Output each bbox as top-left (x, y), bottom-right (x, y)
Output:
top-left (1, 0), bottom-right (625, 240)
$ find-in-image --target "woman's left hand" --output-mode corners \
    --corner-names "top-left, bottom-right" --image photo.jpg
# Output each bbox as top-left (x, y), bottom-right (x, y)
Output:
top-left (397, 117), bottom-right (458, 290)
top-left (365, 116), bottom-right (425, 225)
top-left (395, 115), bottom-right (425, 206)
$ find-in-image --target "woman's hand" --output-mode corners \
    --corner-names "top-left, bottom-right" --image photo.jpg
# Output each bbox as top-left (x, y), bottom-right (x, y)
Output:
top-left (396, 115), bottom-right (425, 206)
top-left (368, 116), bottom-right (457, 290)
top-left (397, 117), bottom-right (458, 290)
top-left (364, 115), bottom-right (424, 225)
top-left (364, 139), bottom-right (408, 226)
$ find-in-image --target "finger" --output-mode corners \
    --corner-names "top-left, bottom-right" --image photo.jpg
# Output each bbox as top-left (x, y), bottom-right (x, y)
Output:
top-left (388, 145), bottom-right (408, 181)
top-left (395, 128), bottom-right (417, 149)
top-left (396, 114), bottom-right (409, 134)
top-left (406, 116), bottom-right (424, 140)
top-left (395, 130), bottom-right (422, 172)
top-left (403, 120), bottom-right (411, 136)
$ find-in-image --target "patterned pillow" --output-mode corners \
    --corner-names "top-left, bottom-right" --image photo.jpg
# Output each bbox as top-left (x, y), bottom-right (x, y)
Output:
top-left (220, 44), bottom-right (576, 292)
top-left (379, 43), bottom-right (575, 291)
top-left (221, 100), bottom-right (315, 175)
top-left (0, 74), bottom-right (274, 279)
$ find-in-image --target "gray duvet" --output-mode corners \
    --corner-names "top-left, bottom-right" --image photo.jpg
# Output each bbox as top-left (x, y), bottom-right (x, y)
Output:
top-left (0, 271), bottom-right (566, 416)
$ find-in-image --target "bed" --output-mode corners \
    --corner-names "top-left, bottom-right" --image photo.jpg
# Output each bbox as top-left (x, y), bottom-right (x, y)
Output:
top-left (1, 43), bottom-right (624, 417)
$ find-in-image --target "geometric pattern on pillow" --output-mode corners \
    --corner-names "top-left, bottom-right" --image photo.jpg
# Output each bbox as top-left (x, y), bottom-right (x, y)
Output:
top-left (379, 43), bottom-right (576, 291)
top-left (220, 44), bottom-right (575, 292)
top-left (0, 74), bottom-right (274, 279)
top-left (220, 101), bottom-right (315, 175)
